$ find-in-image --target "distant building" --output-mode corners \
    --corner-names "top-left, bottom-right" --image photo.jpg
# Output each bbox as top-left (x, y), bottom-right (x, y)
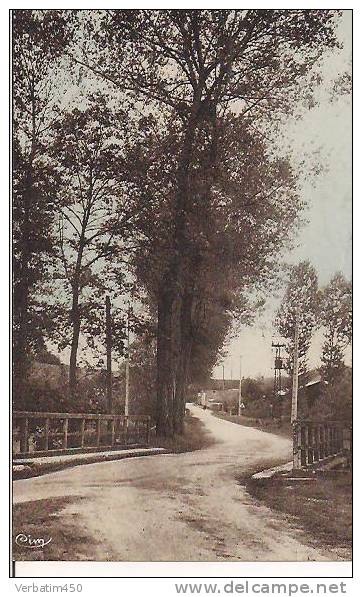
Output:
top-left (196, 388), bottom-right (240, 412)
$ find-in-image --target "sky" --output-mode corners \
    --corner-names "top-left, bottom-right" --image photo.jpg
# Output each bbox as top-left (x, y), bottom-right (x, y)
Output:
top-left (213, 11), bottom-right (352, 380)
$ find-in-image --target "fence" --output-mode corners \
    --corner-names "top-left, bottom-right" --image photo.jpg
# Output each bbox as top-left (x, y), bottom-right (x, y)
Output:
top-left (13, 411), bottom-right (151, 458)
top-left (292, 419), bottom-right (352, 469)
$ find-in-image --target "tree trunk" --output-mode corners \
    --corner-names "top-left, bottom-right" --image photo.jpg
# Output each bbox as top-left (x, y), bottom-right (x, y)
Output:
top-left (68, 228), bottom-right (86, 403)
top-left (13, 86), bottom-right (37, 396)
top-left (155, 105), bottom-right (200, 436)
top-left (156, 287), bottom-right (181, 436)
top-left (155, 89), bottom-right (220, 436)
top-left (13, 276), bottom-right (30, 374)
top-left (105, 295), bottom-right (113, 413)
top-left (69, 279), bottom-right (81, 402)
top-left (173, 292), bottom-right (193, 434)
top-left (13, 175), bottom-right (35, 407)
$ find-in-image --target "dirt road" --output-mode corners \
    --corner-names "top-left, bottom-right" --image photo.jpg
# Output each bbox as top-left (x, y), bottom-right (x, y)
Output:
top-left (13, 405), bottom-right (346, 561)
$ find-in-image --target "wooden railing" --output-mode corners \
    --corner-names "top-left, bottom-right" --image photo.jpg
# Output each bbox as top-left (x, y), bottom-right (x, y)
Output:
top-left (12, 411), bottom-right (151, 458)
top-left (293, 420), bottom-right (352, 469)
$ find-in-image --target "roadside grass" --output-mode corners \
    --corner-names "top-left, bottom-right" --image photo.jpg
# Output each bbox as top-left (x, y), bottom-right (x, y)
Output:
top-left (149, 411), bottom-right (217, 453)
top-left (222, 409), bottom-right (352, 553)
top-left (245, 472), bottom-right (352, 552)
top-left (13, 497), bottom-right (99, 561)
top-left (213, 411), bottom-right (292, 438)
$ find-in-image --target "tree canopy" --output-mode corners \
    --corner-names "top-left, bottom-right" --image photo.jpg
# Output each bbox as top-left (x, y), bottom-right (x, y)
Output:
top-left (319, 272), bottom-right (352, 383)
top-left (12, 10), bottom-right (347, 434)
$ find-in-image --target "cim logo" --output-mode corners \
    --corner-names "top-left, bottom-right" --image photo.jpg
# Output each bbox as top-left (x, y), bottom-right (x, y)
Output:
top-left (15, 533), bottom-right (52, 549)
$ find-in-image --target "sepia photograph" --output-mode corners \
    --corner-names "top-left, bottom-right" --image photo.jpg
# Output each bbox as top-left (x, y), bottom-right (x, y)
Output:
top-left (11, 7), bottom-right (352, 571)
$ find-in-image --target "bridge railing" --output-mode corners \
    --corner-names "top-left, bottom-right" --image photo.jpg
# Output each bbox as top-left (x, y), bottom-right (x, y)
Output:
top-left (12, 411), bottom-right (151, 457)
top-left (292, 419), bottom-right (352, 469)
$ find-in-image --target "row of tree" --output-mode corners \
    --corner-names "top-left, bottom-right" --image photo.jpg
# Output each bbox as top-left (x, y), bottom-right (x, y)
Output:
top-left (13, 9), bottom-right (344, 435)
top-left (276, 261), bottom-right (352, 384)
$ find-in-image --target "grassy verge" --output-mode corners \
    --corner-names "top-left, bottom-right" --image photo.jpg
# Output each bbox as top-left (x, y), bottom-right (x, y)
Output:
top-left (13, 497), bottom-right (100, 561)
top-left (149, 411), bottom-right (217, 453)
top-left (245, 472), bottom-right (352, 553)
top-left (213, 411), bottom-right (292, 438)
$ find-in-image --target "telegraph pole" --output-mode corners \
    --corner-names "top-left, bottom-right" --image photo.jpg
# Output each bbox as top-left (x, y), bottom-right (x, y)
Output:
top-left (238, 355), bottom-right (243, 416)
top-left (222, 365), bottom-right (225, 390)
top-left (272, 342), bottom-right (285, 399)
top-left (291, 307), bottom-right (300, 422)
top-left (105, 295), bottom-right (113, 414)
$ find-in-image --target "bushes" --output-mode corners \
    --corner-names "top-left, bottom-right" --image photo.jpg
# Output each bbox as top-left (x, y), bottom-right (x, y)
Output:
top-left (244, 397), bottom-right (274, 418)
top-left (310, 368), bottom-right (352, 422)
top-left (12, 361), bottom-right (117, 414)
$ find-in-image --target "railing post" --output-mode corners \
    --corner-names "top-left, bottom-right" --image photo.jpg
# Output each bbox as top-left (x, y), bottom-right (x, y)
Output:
top-left (322, 424), bottom-right (327, 459)
top-left (96, 417), bottom-right (101, 447)
top-left (20, 417), bottom-right (29, 454)
top-left (300, 423), bottom-right (306, 466)
top-left (63, 418), bottom-right (68, 449)
top-left (320, 425), bottom-right (325, 460)
top-left (320, 425), bottom-right (324, 459)
top-left (315, 425), bottom-right (319, 461)
top-left (124, 416), bottom-right (128, 446)
top-left (329, 425), bottom-right (334, 455)
top-left (336, 427), bottom-right (341, 453)
top-left (44, 418), bottom-right (50, 451)
top-left (331, 426), bottom-right (336, 455)
top-left (329, 426), bottom-right (333, 455)
top-left (348, 426), bottom-right (352, 456)
top-left (110, 417), bottom-right (115, 446)
top-left (137, 419), bottom-right (141, 443)
top-left (344, 427), bottom-right (352, 452)
top-left (305, 423), bottom-right (313, 464)
top-left (315, 425), bottom-right (320, 461)
top-left (80, 419), bottom-right (85, 448)
top-left (311, 425), bottom-right (316, 463)
top-left (293, 421), bottom-right (302, 469)
top-left (324, 425), bottom-right (329, 456)
top-left (147, 417), bottom-right (151, 445)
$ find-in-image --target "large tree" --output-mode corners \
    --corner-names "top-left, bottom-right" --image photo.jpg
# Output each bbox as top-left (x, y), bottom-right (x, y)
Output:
top-left (127, 108), bottom-right (304, 432)
top-left (51, 98), bottom-right (141, 400)
top-left (319, 272), bottom-right (352, 383)
top-left (12, 10), bottom-right (70, 383)
top-left (275, 260), bottom-right (319, 377)
top-left (67, 9), bottom-right (341, 434)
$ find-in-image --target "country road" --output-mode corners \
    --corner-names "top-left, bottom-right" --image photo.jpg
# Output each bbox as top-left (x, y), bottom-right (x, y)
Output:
top-left (13, 405), bottom-right (346, 561)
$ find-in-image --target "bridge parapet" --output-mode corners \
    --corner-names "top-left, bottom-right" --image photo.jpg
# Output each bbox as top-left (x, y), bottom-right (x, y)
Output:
top-left (292, 419), bottom-right (351, 470)
top-left (12, 411), bottom-right (151, 458)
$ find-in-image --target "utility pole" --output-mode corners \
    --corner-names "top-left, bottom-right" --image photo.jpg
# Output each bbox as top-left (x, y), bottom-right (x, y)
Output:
top-left (272, 342), bottom-right (285, 399)
top-left (222, 365), bottom-right (225, 390)
top-left (238, 355), bottom-right (243, 416)
top-left (105, 295), bottom-right (112, 414)
top-left (124, 300), bottom-right (130, 417)
top-left (291, 307), bottom-right (300, 422)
